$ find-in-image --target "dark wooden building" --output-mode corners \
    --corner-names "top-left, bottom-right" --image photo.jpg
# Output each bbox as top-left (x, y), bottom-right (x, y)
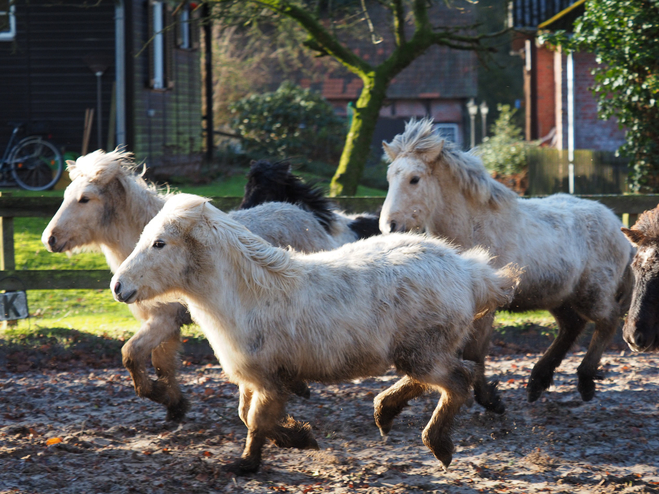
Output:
top-left (0, 0), bottom-right (202, 179)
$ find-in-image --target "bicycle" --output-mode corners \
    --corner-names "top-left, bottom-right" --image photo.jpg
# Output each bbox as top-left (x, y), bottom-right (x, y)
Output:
top-left (0, 122), bottom-right (64, 191)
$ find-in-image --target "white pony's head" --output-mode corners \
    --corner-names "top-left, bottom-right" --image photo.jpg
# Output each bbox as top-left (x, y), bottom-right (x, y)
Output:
top-left (112, 194), bottom-right (212, 304)
top-left (379, 118), bottom-right (516, 235)
top-left (41, 148), bottom-right (152, 254)
top-left (112, 193), bottom-right (299, 305)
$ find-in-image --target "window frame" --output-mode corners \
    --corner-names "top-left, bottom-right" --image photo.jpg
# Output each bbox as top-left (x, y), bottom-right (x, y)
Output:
top-left (0, 0), bottom-right (16, 42)
top-left (433, 123), bottom-right (460, 145)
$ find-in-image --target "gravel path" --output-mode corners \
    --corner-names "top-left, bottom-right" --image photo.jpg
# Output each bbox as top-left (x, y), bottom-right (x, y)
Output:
top-left (1, 348), bottom-right (658, 493)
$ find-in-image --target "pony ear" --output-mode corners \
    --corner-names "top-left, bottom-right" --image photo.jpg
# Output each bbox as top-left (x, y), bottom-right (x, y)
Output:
top-left (66, 160), bottom-right (79, 180)
top-left (382, 141), bottom-right (398, 161)
top-left (621, 227), bottom-right (646, 246)
top-left (421, 140), bottom-right (444, 164)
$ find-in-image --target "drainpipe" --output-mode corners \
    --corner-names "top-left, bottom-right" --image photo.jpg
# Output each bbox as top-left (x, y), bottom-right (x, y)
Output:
top-left (115, 0), bottom-right (126, 148)
top-left (203, 3), bottom-right (214, 162)
top-left (567, 51), bottom-right (575, 194)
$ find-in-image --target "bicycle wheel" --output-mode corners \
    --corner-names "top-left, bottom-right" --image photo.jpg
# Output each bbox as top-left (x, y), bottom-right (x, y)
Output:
top-left (9, 137), bottom-right (64, 191)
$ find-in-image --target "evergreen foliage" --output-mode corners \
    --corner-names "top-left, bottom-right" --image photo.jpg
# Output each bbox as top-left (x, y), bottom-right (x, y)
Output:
top-left (477, 105), bottom-right (530, 175)
top-left (542, 0), bottom-right (659, 191)
top-left (229, 81), bottom-right (346, 162)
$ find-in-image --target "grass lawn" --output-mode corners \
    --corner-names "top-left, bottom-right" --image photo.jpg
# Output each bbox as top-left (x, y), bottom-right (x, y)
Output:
top-left (1, 174), bottom-right (553, 353)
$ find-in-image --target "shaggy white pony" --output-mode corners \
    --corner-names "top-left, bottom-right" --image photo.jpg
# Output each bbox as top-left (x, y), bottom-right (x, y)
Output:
top-left (41, 149), bottom-right (344, 421)
top-left (380, 118), bottom-right (634, 406)
top-left (112, 193), bottom-right (519, 474)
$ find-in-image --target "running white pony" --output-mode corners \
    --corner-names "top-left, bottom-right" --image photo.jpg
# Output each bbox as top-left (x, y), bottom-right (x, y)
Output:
top-left (112, 193), bottom-right (520, 475)
top-left (41, 149), bottom-right (344, 421)
top-left (379, 118), bottom-right (634, 406)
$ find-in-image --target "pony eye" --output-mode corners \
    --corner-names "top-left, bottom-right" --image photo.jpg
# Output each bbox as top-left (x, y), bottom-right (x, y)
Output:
top-left (78, 196), bottom-right (90, 204)
top-left (410, 176), bottom-right (420, 185)
top-left (153, 240), bottom-right (166, 249)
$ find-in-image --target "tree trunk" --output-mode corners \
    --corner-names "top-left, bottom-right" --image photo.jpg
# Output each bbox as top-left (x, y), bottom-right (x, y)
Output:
top-left (329, 75), bottom-right (387, 197)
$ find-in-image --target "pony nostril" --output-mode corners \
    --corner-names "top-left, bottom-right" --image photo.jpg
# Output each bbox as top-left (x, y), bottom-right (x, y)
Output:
top-left (114, 281), bottom-right (122, 298)
top-left (48, 235), bottom-right (57, 248)
top-left (390, 221), bottom-right (397, 232)
top-left (634, 332), bottom-right (646, 350)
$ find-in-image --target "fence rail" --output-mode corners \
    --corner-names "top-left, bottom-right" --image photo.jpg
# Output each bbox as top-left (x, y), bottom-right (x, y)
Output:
top-left (1, 194), bottom-right (658, 292)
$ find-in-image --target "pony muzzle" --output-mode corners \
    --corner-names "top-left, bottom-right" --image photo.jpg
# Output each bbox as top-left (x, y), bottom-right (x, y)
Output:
top-left (113, 280), bottom-right (137, 304)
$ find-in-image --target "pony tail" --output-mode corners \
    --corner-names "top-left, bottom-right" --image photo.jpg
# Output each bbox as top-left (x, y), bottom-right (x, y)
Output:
top-left (461, 246), bottom-right (521, 319)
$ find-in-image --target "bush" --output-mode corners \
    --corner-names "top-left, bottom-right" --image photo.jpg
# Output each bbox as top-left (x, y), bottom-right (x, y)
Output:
top-left (229, 81), bottom-right (346, 163)
top-left (477, 104), bottom-right (531, 175)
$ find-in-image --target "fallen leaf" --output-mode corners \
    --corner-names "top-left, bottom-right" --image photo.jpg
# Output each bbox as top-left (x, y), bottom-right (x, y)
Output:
top-left (46, 437), bottom-right (62, 445)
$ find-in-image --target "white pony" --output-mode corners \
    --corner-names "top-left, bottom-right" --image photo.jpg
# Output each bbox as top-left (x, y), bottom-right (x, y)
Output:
top-left (112, 193), bottom-right (520, 474)
top-left (380, 119), bottom-right (634, 406)
top-left (41, 149), bottom-right (344, 421)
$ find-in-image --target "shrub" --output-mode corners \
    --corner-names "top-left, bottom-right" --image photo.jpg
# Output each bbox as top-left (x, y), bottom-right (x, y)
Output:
top-left (477, 104), bottom-right (531, 175)
top-left (229, 81), bottom-right (346, 163)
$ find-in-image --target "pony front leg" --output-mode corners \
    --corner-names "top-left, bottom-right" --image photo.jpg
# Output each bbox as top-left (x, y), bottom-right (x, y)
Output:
top-left (374, 376), bottom-right (427, 436)
top-left (527, 304), bottom-right (587, 402)
top-left (420, 360), bottom-right (474, 470)
top-left (228, 387), bottom-right (289, 475)
top-left (121, 307), bottom-right (188, 421)
top-left (576, 316), bottom-right (619, 401)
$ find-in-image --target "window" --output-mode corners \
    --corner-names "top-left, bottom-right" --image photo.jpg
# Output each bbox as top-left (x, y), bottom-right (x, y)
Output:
top-left (433, 123), bottom-right (460, 145)
top-left (0, 0), bottom-right (16, 42)
top-left (176, 2), bottom-right (199, 50)
top-left (148, 0), bottom-right (174, 90)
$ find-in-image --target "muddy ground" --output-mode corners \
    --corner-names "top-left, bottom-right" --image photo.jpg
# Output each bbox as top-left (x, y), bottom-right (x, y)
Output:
top-left (1, 329), bottom-right (658, 494)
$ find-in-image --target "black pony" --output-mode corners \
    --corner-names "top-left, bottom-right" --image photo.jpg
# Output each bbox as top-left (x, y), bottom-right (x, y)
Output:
top-left (240, 160), bottom-right (381, 239)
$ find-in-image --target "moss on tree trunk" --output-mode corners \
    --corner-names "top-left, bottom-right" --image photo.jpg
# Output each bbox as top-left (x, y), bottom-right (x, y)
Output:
top-left (330, 76), bottom-right (387, 196)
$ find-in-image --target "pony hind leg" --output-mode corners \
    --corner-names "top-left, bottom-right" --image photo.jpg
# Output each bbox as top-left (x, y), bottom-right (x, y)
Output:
top-left (373, 375), bottom-right (428, 436)
top-left (527, 304), bottom-right (587, 403)
top-left (420, 359), bottom-right (474, 470)
top-left (462, 314), bottom-right (504, 414)
top-left (576, 316), bottom-right (619, 401)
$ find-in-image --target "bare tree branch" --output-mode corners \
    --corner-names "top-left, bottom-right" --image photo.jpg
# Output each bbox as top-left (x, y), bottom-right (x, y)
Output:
top-left (391, 0), bottom-right (406, 47)
top-left (245, 0), bottom-right (373, 77)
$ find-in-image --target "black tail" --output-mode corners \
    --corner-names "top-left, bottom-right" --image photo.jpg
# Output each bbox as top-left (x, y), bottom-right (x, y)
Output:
top-left (239, 160), bottom-right (335, 233)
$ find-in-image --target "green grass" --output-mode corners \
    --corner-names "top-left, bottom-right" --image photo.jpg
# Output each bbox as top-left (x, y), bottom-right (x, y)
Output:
top-left (1, 176), bottom-right (551, 348)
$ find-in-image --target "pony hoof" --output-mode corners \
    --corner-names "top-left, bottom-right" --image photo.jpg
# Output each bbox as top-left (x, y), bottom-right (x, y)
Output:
top-left (289, 380), bottom-right (311, 400)
top-left (577, 379), bottom-right (596, 402)
top-left (166, 396), bottom-right (190, 422)
top-left (526, 374), bottom-right (552, 403)
top-left (526, 385), bottom-right (544, 403)
top-left (476, 380), bottom-right (505, 414)
top-left (225, 457), bottom-right (260, 476)
top-left (423, 435), bottom-right (453, 470)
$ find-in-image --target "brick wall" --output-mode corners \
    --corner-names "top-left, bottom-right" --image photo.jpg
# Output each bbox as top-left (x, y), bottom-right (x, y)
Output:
top-left (556, 51), bottom-right (626, 152)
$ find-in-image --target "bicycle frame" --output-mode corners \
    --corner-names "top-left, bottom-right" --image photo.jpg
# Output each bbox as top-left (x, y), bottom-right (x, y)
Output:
top-left (1, 125), bottom-right (22, 165)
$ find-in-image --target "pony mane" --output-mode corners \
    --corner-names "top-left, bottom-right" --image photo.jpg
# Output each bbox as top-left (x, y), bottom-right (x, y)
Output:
top-left (166, 194), bottom-right (301, 293)
top-left (386, 118), bottom-right (517, 208)
top-left (633, 208), bottom-right (659, 239)
top-left (240, 159), bottom-right (335, 232)
top-left (68, 147), bottom-right (164, 196)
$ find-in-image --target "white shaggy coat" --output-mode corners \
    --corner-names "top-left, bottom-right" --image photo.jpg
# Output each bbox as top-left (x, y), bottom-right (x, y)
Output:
top-left (40, 149), bottom-right (342, 420)
top-left (112, 193), bottom-right (519, 473)
top-left (379, 119), bottom-right (634, 404)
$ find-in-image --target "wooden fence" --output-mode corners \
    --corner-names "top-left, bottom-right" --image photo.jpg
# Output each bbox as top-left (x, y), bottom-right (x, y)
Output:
top-left (527, 148), bottom-right (630, 196)
top-left (1, 194), bottom-right (658, 292)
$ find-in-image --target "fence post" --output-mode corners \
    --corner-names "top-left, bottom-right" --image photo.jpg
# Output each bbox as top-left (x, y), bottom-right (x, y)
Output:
top-left (0, 192), bottom-right (15, 271)
top-left (0, 192), bottom-right (16, 328)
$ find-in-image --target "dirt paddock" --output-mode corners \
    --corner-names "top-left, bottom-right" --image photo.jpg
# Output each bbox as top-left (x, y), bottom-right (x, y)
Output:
top-left (1, 344), bottom-right (659, 493)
